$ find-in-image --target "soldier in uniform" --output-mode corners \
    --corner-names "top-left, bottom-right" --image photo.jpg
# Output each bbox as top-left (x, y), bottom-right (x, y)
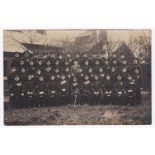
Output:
top-left (54, 67), bottom-right (61, 80)
top-left (25, 74), bottom-right (35, 107)
top-left (58, 74), bottom-right (70, 105)
top-left (103, 58), bottom-right (110, 73)
top-left (74, 52), bottom-right (81, 63)
top-left (98, 67), bottom-right (105, 82)
top-left (35, 76), bottom-right (47, 107)
top-left (91, 74), bottom-right (102, 105)
top-left (19, 67), bottom-right (27, 84)
top-left (121, 66), bottom-right (128, 81)
top-left (28, 59), bottom-right (36, 74)
top-left (125, 74), bottom-right (137, 105)
top-left (87, 67), bottom-right (94, 81)
top-left (133, 68), bottom-right (142, 104)
top-left (11, 52), bottom-right (21, 69)
top-left (50, 52), bottom-right (56, 65)
top-left (9, 74), bottom-right (24, 107)
top-left (64, 66), bottom-right (71, 80)
top-left (71, 60), bottom-right (81, 77)
top-left (19, 58), bottom-right (27, 69)
top-left (54, 59), bottom-right (60, 68)
top-left (104, 74), bottom-right (113, 104)
top-left (129, 58), bottom-right (142, 105)
top-left (47, 75), bottom-right (58, 106)
top-left (114, 74), bottom-right (126, 105)
top-left (66, 51), bottom-right (73, 64)
top-left (36, 59), bottom-right (44, 71)
top-left (58, 53), bottom-right (65, 66)
top-left (70, 76), bottom-right (80, 106)
top-left (83, 59), bottom-right (90, 73)
top-left (81, 75), bottom-right (91, 104)
top-left (109, 66), bottom-right (117, 83)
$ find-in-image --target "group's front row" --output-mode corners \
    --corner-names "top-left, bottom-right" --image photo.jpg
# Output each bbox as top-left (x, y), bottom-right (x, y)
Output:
top-left (9, 72), bottom-right (141, 108)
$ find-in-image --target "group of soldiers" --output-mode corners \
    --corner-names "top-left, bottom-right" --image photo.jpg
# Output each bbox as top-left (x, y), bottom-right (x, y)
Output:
top-left (8, 50), bottom-right (142, 107)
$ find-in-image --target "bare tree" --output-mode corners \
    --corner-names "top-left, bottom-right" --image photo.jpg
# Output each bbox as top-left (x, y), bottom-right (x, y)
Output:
top-left (132, 31), bottom-right (151, 59)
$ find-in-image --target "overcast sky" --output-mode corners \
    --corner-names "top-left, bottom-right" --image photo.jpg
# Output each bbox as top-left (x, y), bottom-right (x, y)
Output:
top-left (3, 29), bottom-right (150, 52)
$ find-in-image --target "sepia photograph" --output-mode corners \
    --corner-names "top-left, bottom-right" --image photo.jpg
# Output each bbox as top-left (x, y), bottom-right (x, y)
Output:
top-left (3, 29), bottom-right (151, 125)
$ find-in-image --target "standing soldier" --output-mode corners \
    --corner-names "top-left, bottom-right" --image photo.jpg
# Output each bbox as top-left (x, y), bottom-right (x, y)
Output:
top-left (35, 76), bottom-right (47, 107)
top-left (54, 67), bottom-right (61, 80)
top-left (66, 51), bottom-right (73, 64)
top-left (87, 67), bottom-right (94, 81)
top-left (109, 66), bottom-right (117, 83)
top-left (47, 75), bottom-right (58, 106)
top-left (91, 74), bottom-right (102, 105)
top-left (83, 59), bottom-right (90, 73)
top-left (114, 74), bottom-right (126, 105)
top-left (24, 74), bottom-right (35, 107)
top-left (9, 73), bottom-right (24, 107)
top-left (104, 74), bottom-right (113, 104)
top-left (36, 59), bottom-right (44, 71)
top-left (50, 52), bottom-right (56, 66)
top-left (58, 74), bottom-right (70, 105)
top-left (121, 66), bottom-right (128, 82)
top-left (81, 75), bottom-right (91, 104)
top-left (71, 60), bottom-right (81, 77)
top-left (132, 59), bottom-right (142, 105)
top-left (11, 52), bottom-right (21, 69)
top-left (74, 52), bottom-right (81, 63)
top-left (64, 66), bottom-right (71, 80)
top-left (125, 74), bottom-right (137, 105)
top-left (54, 59), bottom-right (60, 69)
top-left (28, 59), bottom-right (36, 74)
top-left (70, 76), bottom-right (80, 106)
top-left (103, 58), bottom-right (110, 74)
top-left (58, 53), bottom-right (65, 66)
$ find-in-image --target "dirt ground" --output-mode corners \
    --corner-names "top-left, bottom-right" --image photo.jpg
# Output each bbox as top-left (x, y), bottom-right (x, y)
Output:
top-left (4, 95), bottom-right (151, 125)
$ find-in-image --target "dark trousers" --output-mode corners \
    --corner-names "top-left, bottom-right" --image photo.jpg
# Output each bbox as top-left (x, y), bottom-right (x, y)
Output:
top-left (91, 95), bottom-right (101, 105)
top-left (81, 93), bottom-right (91, 104)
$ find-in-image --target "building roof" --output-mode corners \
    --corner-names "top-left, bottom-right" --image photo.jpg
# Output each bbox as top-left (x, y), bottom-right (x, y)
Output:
top-left (3, 51), bottom-right (15, 57)
top-left (21, 43), bottom-right (64, 52)
top-left (113, 43), bottom-right (135, 61)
